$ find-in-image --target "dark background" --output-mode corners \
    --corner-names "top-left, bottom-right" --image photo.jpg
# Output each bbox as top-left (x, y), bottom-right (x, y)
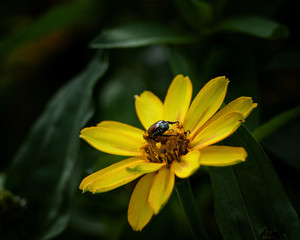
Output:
top-left (1, 0), bottom-right (299, 239)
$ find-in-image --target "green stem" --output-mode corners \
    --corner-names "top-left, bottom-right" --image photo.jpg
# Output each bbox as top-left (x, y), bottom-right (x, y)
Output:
top-left (175, 178), bottom-right (209, 240)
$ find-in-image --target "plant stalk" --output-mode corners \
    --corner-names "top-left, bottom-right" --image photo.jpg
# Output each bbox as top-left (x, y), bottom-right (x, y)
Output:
top-left (175, 178), bottom-right (209, 240)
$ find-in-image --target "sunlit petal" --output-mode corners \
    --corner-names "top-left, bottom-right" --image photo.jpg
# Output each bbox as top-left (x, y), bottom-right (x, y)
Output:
top-left (79, 157), bottom-right (148, 193)
top-left (190, 111), bottom-right (244, 150)
top-left (200, 146), bottom-right (247, 166)
top-left (184, 76), bottom-right (229, 139)
top-left (127, 162), bottom-right (165, 174)
top-left (201, 97), bottom-right (257, 130)
top-left (80, 123), bottom-right (143, 156)
top-left (148, 166), bottom-right (175, 214)
top-left (163, 75), bottom-right (192, 122)
top-left (128, 173), bottom-right (155, 231)
top-left (173, 150), bottom-right (201, 178)
top-left (97, 121), bottom-right (145, 141)
top-left (135, 91), bottom-right (163, 130)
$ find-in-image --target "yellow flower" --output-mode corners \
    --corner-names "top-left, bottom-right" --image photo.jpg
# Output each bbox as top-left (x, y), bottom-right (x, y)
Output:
top-left (79, 75), bottom-right (257, 231)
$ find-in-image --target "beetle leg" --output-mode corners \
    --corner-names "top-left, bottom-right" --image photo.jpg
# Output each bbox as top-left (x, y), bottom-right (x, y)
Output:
top-left (167, 121), bottom-right (179, 125)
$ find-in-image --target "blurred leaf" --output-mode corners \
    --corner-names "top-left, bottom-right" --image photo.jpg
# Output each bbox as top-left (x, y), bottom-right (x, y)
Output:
top-left (98, 66), bottom-right (147, 124)
top-left (167, 47), bottom-right (193, 77)
top-left (167, 46), bottom-right (203, 97)
top-left (211, 16), bottom-right (289, 39)
top-left (5, 53), bottom-right (108, 239)
top-left (0, 0), bottom-right (100, 58)
top-left (209, 126), bottom-right (300, 240)
top-left (253, 106), bottom-right (300, 142)
top-left (262, 118), bottom-right (300, 172)
top-left (173, 0), bottom-right (213, 28)
top-left (90, 22), bottom-right (197, 49)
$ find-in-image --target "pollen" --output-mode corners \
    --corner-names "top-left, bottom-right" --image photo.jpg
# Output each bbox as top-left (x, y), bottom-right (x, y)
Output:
top-left (140, 122), bottom-right (190, 165)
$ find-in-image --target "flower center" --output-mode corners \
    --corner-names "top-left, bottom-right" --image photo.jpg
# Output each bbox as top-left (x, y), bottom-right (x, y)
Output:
top-left (140, 122), bottom-right (189, 165)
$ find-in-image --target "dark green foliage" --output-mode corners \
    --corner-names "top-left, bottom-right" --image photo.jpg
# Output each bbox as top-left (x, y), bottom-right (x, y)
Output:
top-left (1, 0), bottom-right (299, 239)
top-left (209, 126), bottom-right (300, 240)
top-left (4, 54), bottom-right (108, 239)
top-left (90, 22), bottom-right (197, 49)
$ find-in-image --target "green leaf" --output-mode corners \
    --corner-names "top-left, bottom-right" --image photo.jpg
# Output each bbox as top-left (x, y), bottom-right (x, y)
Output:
top-left (253, 106), bottom-right (300, 142)
top-left (211, 16), bottom-right (289, 40)
top-left (90, 22), bottom-right (197, 49)
top-left (209, 126), bottom-right (300, 240)
top-left (5, 53), bottom-right (108, 239)
top-left (167, 46), bottom-right (202, 96)
top-left (167, 47), bottom-right (193, 77)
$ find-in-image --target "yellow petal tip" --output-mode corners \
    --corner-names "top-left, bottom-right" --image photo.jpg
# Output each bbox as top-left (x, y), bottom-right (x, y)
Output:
top-left (152, 208), bottom-right (160, 215)
top-left (215, 76), bottom-right (229, 83)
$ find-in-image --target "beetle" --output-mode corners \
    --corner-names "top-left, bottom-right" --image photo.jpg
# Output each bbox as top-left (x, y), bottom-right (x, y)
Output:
top-left (147, 120), bottom-right (179, 139)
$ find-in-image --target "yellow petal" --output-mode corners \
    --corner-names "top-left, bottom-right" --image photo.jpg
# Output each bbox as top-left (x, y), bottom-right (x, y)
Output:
top-left (148, 166), bottom-right (175, 214)
top-left (173, 150), bottom-right (201, 178)
top-left (184, 76), bottom-right (229, 139)
top-left (201, 97), bottom-right (257, 130)
top-left (97, 121), bottom-right (145, 141)
top-left (128, 173), bottom-right (155, 231)
top-left (224, 97), bottom-right (257, 118)
top-left (80, 122), bottom-right (144, 156)
top-left (190, 111), bottom-right (244, 150)
top-left (200, 146), bottom-right (247, 166)
top-left (135, 91), bottom-right (163, 130)
top-left (163, 75), bottom-right (192, 122)
top-left (79, 157), bottom-right (149, 193)
top-left (127, 161), bottom-right (165, 174)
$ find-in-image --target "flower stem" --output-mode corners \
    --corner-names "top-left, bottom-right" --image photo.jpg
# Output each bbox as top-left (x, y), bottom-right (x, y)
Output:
top-left (175, 179), bottom-right (209, 240)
